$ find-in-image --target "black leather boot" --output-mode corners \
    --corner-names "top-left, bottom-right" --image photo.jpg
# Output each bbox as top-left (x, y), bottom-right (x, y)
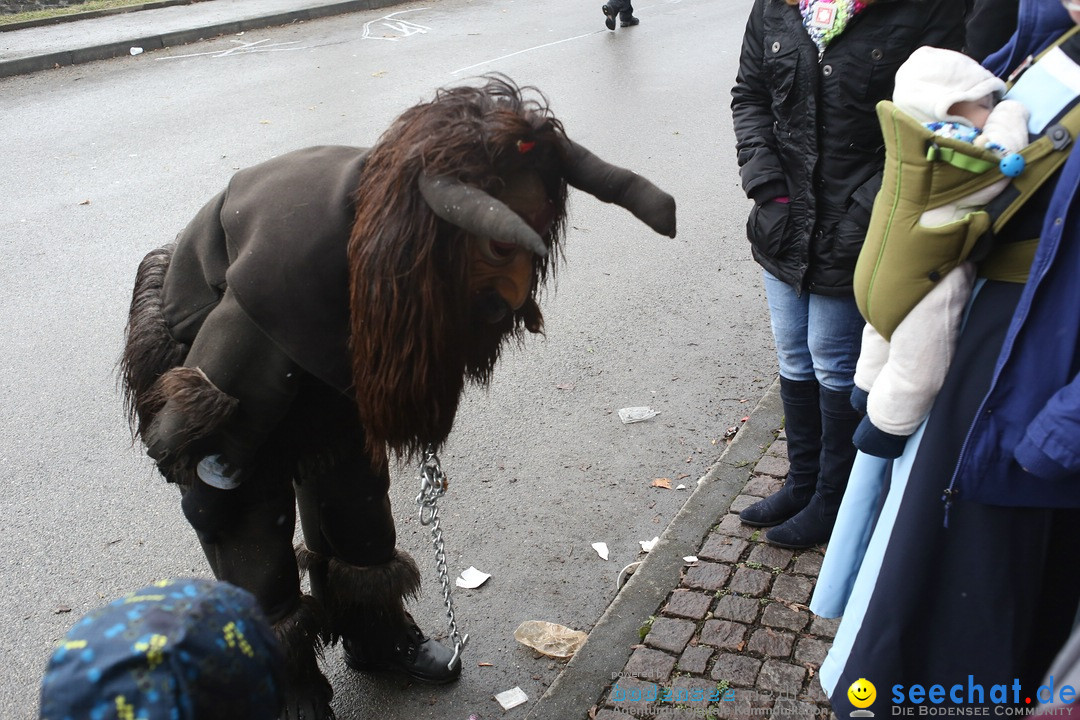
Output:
top-left (740, 377), bottom-right (821, 527)
top-left (342, 613), bottom-right (462, 685)
top-left (766, 386), bottom-right (860, 549)
top-left (298, 547), bottom-right (462, 685)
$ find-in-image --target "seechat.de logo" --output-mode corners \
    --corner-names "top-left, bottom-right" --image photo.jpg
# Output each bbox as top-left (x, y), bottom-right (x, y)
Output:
top-left (849, 678), bottom-right (877, 718)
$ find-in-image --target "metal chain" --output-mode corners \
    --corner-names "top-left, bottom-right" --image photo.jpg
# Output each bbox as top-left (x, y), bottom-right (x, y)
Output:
top-left (415, 444), bottom-right (468, 669)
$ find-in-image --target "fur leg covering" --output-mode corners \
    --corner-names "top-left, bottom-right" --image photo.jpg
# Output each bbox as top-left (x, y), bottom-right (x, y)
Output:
top-left (121, 243), bottom-right (240, 476)
top-left (274, 595), bottom-right (336, 720)
top-left (121, 244), bottom-right (188, 439)
top-left (297, 546), bottom-right (421, 647)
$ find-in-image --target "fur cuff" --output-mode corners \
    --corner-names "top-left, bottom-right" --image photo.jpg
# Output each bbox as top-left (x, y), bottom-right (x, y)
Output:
top-left (143, 366), bottom-right (239, 474)
top-left (297, 546), bottom-right (421, 644)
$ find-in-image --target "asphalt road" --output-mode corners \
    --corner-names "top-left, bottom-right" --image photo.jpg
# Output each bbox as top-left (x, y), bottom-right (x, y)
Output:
top-left (0, 0), bottom-right (772, 717)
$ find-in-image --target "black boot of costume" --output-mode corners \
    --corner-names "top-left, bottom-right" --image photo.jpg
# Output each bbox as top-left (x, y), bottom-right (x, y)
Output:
top-left (740, 377), bottom-right (821, 527)
top-left (274, 598), bottom-right (336, 720)
top-left (766, 386), bottom-right (860, 549)
top-left (299, 547), bottom-right (462, 686)
top-left (181, 476), bottom-right (336, 720)
top-left (193, 538), bottom-right (336, 720)
top-left (342, 612), bottom-right (462, 685)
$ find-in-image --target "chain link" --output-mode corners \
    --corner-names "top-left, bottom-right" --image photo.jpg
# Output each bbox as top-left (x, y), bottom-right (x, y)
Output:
top-left (415, 445), bottom-right (468, 669)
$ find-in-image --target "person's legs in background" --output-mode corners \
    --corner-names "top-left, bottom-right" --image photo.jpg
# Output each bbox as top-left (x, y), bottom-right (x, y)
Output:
top-left (601, 0), bottom-right (638, 30)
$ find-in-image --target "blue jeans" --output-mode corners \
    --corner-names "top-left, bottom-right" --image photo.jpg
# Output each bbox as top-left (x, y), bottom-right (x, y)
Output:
top-left (762, 270), bottom-right (864, 393)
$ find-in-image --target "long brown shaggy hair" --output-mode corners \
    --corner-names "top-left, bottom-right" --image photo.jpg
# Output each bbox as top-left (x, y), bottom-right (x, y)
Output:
top-left (348, 76), bottom-right (569, 462)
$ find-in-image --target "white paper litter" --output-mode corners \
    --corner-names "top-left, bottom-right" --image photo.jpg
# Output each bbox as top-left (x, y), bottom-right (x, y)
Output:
top-left (455, 566), bottom-right (491, 589)
top-left (618, 406), bottom-right (660, 424)
top-left (591, 542), bottom-right (609, 560)
top-left (495, 687), bottom-right (529, 710)
top-left (130, 47), bottom-right (143, 55)
top-left (639, 536), bottom-right (660, 553)
top-left (676, 484), bottom-right (688, 490)
top-left (684, 556), bottom-right (699, 563)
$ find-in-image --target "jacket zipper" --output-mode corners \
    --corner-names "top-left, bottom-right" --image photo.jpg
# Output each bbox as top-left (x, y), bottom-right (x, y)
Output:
top-left (941, 218), bottom-right (1063, 527)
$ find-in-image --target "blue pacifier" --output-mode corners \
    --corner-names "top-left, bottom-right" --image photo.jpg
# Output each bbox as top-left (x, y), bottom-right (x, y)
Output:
top-left (999, 153), bottom-right (1026, 178)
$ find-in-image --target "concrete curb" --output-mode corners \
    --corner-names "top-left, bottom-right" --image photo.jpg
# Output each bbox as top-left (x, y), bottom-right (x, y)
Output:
top-left (526, 378), bottom-right (783, 719)
top-left (0, 0), bottom-right (193, 33)
top-left (0, 0), bottom-right (404, 78)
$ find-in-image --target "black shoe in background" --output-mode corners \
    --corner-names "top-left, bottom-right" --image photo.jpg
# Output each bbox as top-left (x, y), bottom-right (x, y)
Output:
top-left (602, 4), bottom-right (617, 30)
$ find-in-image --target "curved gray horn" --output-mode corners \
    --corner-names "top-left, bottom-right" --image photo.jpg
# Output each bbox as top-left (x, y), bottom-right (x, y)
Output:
top-left (562, 139), bottom-right (677, 238)
top-left (418, 174), bottom-right (548, 257)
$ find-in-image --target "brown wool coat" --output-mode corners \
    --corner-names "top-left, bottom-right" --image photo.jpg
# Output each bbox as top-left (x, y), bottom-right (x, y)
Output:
top-left (162, 145), bottom-right (369, 393)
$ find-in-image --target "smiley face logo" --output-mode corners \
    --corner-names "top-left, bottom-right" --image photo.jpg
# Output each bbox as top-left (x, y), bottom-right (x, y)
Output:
top-left (847, 678), bottom-right (877, 709)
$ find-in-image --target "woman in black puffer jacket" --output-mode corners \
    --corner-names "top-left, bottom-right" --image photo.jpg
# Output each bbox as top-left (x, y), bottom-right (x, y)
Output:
top-left (731, 0), bottom-right (965, 549)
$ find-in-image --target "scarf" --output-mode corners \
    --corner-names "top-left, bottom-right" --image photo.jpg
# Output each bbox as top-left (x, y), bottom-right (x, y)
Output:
top-left (799, 0), bottom-right (869, 53)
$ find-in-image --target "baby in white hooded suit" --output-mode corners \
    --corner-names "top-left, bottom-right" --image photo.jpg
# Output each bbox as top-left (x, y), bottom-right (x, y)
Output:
top-left (851, 46), bottom-right (1030, 458)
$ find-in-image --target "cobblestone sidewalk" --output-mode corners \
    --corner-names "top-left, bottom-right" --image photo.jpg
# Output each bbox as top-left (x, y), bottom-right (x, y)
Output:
top-left (589, 431), bottom-right (839, 720)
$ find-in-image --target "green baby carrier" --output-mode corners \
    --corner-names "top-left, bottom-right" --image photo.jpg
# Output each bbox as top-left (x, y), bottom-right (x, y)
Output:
top-left (854, 27), bottom-right (1080, 340)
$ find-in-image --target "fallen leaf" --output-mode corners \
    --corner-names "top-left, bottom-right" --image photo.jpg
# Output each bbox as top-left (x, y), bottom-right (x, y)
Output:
top-left (678, 474), bottom-right (690, 480)
top-left (650, 478), bottom-right (671, 489)
top-left (736, 640), bottom-right (746, 652)
top-left (478, 662), bottom-right (494, 667)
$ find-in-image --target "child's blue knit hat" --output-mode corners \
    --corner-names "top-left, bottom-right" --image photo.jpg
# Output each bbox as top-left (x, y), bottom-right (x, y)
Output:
top-left (39, 578), bottom-right (284, 720)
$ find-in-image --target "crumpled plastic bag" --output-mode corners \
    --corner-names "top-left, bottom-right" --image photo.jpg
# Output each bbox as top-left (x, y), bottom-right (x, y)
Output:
top-left (513, 620), bottom-right (588, 659)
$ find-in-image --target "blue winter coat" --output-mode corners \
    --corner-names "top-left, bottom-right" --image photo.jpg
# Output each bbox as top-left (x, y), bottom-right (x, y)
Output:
top-left (954, 0), bottom-right (1080, 507)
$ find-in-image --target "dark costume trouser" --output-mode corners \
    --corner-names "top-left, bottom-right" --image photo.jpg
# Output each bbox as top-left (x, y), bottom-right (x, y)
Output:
top-left (122, 245), bottom-right (420, 712)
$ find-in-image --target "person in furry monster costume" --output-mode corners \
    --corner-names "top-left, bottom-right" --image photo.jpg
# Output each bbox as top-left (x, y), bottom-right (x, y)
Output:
top-left (120, 76), bottom-right (676, 720)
